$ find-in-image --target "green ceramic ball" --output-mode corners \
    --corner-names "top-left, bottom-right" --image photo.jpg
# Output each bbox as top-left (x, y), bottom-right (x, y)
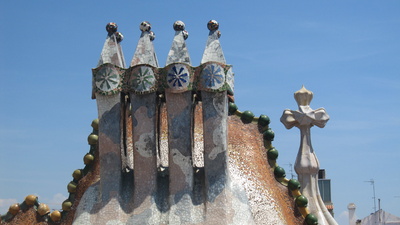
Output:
top-left (67, 181), bottom-right (77, 193)
top-left (288, 179), bottom-right (301, 191)
top-left (274, 166), bottom-right (286, 178)
top-left (72, 169), bottom-right (83, 181)
top-left (267, 148), bottom-right (279, 160)
top-left (91, 119), bottom-right (99, 130)
top-left (295, 195), bottom-right (308, 207)
top-left (228, 102), bottom-right (238, 114)
top-left (258, 114), bottom-right (270, 127)
top-left (88, 134), bottom-right (98, 145)
top-left (8, 203), bottom-right (20, 215)
top-left (62, 200), bottom-right (72, 211)
top-left (50, 210), bottom-right (62, 222)
top-left (241, 110), bottom-right (254, 124)
top-left (83, 153), bottom-right (94, 165)
top-left (263, 128), bottom-right (275, 141)
top-left (305, 213), bottom-right (318, 225)
top-left (24, 195), bottom-right (37, 206)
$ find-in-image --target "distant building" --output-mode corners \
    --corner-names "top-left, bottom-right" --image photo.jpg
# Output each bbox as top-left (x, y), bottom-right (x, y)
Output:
top-left (360, 209), bottom-right (400, 225)
top-left (318, 169), bottom-right (334, 216)
top-left (348, 204), bottom-right (400, 225)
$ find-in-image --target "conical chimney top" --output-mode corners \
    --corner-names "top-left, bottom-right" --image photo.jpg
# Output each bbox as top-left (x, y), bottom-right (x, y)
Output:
top-left (130, 21), bottom-right (158, 67)
top-left (166, 20), bottom-right (191, 66)
top-left (97, 22), bottom-right (125, 68)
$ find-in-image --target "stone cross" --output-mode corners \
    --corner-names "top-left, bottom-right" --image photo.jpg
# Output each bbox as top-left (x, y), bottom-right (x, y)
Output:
top-left (280, 86), bottom-right (338, 225)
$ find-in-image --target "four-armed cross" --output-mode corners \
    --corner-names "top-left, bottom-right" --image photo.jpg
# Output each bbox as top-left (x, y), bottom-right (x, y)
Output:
top-left (280, 86), bottom-right (337, 225)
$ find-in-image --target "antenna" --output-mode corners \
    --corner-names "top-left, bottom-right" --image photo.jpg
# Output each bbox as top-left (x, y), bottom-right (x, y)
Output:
top-left (285, 163), bottom-right (296, 179)
top-left (364, 179), bottom-right (377, 213)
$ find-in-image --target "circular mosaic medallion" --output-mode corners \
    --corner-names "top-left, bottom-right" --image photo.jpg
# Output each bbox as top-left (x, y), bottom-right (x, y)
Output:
top-left (130, 66), bottom-right (156, 92)
top-left (201, 63), bottom-right (225, 90)
top-left (95, 66), bottom-right (120, 93)
top-left (167, 64), bottom-right (190, 91)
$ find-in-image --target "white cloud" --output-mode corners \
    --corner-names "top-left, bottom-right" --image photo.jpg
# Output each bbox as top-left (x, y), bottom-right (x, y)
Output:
top-left (0, 199), bottom-right (18, 214)
top-left (45, 193), bottom-right (67, 210)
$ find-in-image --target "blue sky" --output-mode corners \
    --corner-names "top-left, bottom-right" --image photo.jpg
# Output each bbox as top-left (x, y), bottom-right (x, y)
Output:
top-left (1, 1), bottom-right (399, 224)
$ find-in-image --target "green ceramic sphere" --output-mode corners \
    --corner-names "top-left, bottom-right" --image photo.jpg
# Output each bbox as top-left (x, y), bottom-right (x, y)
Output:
top-left (241, 110), bottom-right (254, 124)
top-left (274, 166), bottom-right (286, 178)
top-left (62, 200), bottom-right (72, 211)
top-left (72, 169), bottom-right (83, 181)
top-left (67, 181), bottom-right (77, 193)
top-left (91, 119), bottom-right (99, 130)
top-left (263, 128), bottom-right (275, 141)
top-left (87, 134), bottom-right (98, 145)
top-left (37, 203), bottom-right (50, 216)
top-left (83, 153), bottom-right (94, 165)
top-left (8, 203), bottom-right (20, 215)
top-left (305, 213), bottom-right (318, 225)
top-left (267, 148), bottom-right (279, 160)
top-left (288, 179), bottom-right (301, 191)
top-left (228, 102), bottom-right (238, 114)
top-left (295, 195), bottom-right (308, 207)
top-left (50, 210), bottom-right (62, 222)
top-left (258, 114), bottom-right (270, 127)
top-left (24, 195), bottom-right (37, 206)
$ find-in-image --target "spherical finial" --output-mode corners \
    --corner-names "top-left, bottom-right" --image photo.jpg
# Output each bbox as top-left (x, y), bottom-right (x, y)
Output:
top-left (207, 20), bottom-right (219, 31)
top-left (173, 21), bottom-right (185, 31)
top-left (182, 30), bottom-right (189, 40)
top-left (115, 32), bottom-right (124, 43)
top-left (149, 31), bottom-right (156, 41)
top-left (106, 22), bottom-right (118, 34)
top-left (140, 21), bottom-right (151, 32)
